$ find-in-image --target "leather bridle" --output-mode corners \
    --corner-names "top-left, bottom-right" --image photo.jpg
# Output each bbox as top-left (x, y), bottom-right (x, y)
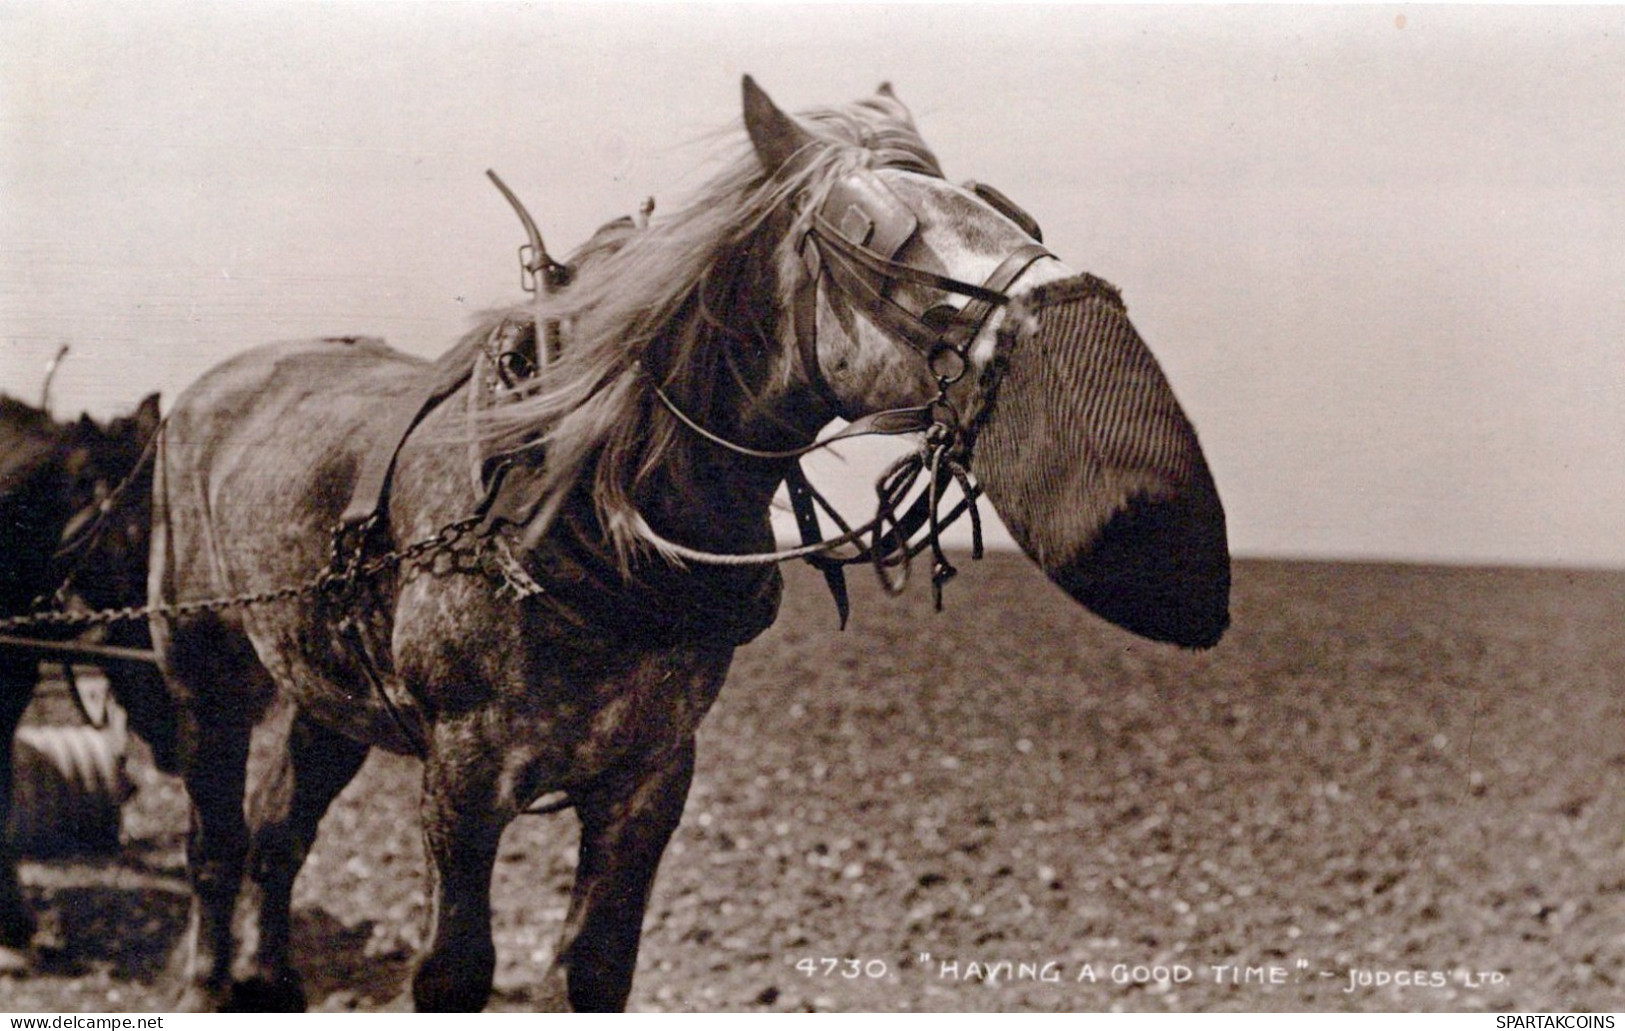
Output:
top-left (336, 165), bottom-right (1054, 629)
top-left (793, 170), bottom-right (1050, 416)
top-left (641, 164), bottom-right (1054, 619)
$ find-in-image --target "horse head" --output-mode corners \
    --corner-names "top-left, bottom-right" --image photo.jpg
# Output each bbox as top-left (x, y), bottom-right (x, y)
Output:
top-left (743, 78), bottom-right (1231, 647)
top-left (475, 78), bottom-right (1226, 647)
top-left (14, 392), bottom-right (175, 770)
top-left (56, 393), bottom-right (162, 605)
top-left (73, 394), bottom-right (175, 771)
top-left (0, 396), bottom-right (78, 616)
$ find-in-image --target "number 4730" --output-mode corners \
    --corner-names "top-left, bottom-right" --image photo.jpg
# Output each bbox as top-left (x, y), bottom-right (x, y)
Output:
top-left (795, 957), bottom-right (890, 978)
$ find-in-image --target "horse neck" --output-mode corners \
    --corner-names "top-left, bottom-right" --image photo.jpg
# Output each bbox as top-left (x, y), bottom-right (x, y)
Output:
top-left (632, 302), bottom-right (826, 553)
top-left (644, 435), bottom-right (788, 545)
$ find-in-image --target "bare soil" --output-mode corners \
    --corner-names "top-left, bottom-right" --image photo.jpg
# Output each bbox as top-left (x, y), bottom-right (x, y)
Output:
top-left (4, 557), bottom-right (1622, 1012)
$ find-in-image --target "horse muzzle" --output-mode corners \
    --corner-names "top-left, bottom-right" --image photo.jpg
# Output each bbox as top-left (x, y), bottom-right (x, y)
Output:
top-left (970, 274), bottom-right (1231, 648)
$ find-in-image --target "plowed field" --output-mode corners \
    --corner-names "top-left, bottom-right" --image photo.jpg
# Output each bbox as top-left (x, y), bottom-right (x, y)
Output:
top-left (5, 557), bottom-right (1622, 1012)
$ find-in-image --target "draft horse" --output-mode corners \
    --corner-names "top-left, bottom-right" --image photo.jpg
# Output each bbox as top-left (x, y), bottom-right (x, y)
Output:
top-left (0, 391), bottom-right (173, 956)
top-left (151, 78), bottom-right (1229, 1010)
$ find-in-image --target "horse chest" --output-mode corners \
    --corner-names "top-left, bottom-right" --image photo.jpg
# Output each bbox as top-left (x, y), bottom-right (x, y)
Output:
top-left (385, 578), bottom-right (733, 779)
top-left (561, 644), bottom-right (733, 766)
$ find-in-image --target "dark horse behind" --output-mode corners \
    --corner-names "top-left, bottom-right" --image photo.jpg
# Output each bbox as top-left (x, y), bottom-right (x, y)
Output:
top-left (0, 390), bottom-right (175, 958)
top-left (151, 78), bottom-right (1229, 1010)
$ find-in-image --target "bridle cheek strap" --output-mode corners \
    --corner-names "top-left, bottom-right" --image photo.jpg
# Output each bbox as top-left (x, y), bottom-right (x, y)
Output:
top-left (942, 242), bottom-right (1055, 350)
top-left (798, 214), bottom-right (1051, 408)
top-left (794, 270), bottom-right (845, 413)
top-left (644, 170), bottom-right (1055, 621)
top-left (782, 214), bottom-right (1051, 615)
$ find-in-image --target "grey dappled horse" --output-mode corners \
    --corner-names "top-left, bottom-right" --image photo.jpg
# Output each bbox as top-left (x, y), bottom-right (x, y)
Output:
top-left (151, 78), bottom-right (1228, 1011)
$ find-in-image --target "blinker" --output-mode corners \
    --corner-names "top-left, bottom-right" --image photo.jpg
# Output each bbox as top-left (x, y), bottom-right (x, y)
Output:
top-left (818, 169), bottom-right (918, 259)
top-left (838, 206), bottom-right (875, 248)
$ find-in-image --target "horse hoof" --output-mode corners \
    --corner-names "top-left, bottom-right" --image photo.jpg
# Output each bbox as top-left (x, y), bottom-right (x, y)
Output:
top-left (174, 984), bottom-right (232, 1013)
top-left (230, 975), bottom-right (308, 1013)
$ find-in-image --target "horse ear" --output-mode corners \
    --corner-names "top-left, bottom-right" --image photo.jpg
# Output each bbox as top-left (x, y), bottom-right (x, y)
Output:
top-left (65, 413), bottom-right (108, 456)
top-left (132, 393), bottom-right (161, 435)
top-left (872, 81), bottom-right (920, 127)
top-left (742, 75), bottom-right (814, 178)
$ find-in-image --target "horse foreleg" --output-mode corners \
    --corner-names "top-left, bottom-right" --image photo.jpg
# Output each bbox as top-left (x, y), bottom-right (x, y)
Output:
top-left (0, 667), bottom-right (36, 953)
top-left (105, 657), bottom-right (179, 774)
top-left (172, 707), bottom-right (253, 1011)
top-left (411, 742), bottom-right (506, 1012)
top-left (238, 708), bottom-right (370, 1011)
top-left (550, 741), bottom-right (696, 1012)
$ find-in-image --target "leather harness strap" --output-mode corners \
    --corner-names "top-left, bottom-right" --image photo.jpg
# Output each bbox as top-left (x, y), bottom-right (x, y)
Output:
top-left (792, 165), bottom-right (1052, 412)
top-left (339, 363), bottom-right (476, 533)
top-left (785, 462), bottom-right (852, 628)
top-left (337, 164), bottom-right (1054, 625)
top-left (810, 219), bottom-right (1049, 358)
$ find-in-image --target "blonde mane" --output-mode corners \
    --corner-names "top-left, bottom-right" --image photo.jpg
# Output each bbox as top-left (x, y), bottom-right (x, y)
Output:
top-left (470, 89), bottom-right (941, 563)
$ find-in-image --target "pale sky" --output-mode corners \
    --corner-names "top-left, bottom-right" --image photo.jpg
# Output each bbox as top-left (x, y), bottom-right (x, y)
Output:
top-left (3, 4), bottom-right (1622, 568)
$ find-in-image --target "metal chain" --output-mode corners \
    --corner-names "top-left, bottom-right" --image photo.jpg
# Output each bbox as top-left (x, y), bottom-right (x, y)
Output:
top-left (0, 513), bottom-right (488, 636)
top-left (355, 515), bottom-right (486, 583)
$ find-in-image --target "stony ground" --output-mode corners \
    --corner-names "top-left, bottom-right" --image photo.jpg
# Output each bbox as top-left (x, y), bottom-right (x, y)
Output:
top-left (4, 557), bottom-right (1623, 1012)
